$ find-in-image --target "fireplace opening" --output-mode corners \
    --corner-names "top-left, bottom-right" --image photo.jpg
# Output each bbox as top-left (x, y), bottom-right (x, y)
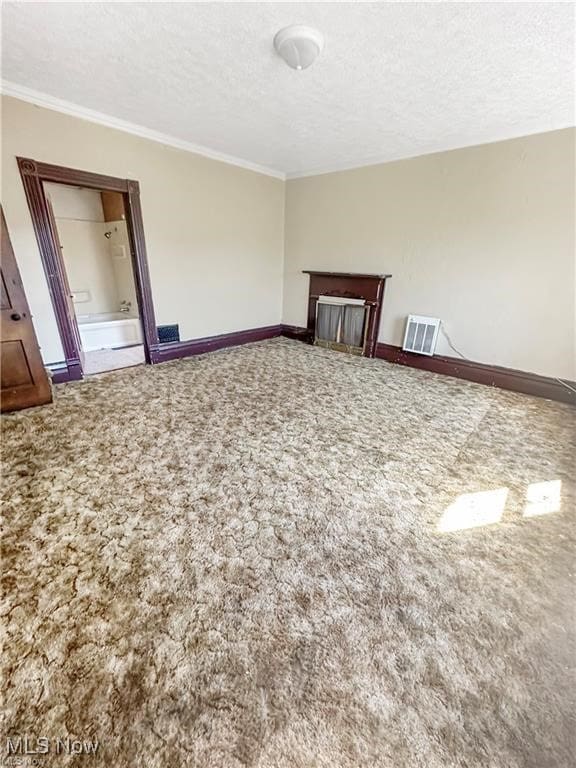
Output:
top-left (303, 271), bottom-right (392, 358)
top-left (315, 297), bottom-right (368, 355)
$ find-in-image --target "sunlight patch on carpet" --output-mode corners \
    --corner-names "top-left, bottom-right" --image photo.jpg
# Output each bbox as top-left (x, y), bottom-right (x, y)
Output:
top-left (523, 479), bottom-right (562, 518)
top-left (437, 488), bottom-right (509, 532)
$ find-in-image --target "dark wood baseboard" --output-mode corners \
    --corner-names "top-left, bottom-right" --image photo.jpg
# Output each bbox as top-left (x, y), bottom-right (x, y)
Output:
top-left (49, 326), bottom-right (283, 383)
top-left (150, 324), bottom-right (283, 363)
top-left (280, 324), bottom-right (313, 343)
top-left (376, 343), bottom-right (576, 406)
top-left (47, 325), bottom-right (576, 406)
top-left (48, 359), bottom-right (83, 384)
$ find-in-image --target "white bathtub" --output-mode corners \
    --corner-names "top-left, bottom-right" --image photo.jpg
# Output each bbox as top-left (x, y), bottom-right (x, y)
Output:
top-left (77, 313), bottom-right (143, 352)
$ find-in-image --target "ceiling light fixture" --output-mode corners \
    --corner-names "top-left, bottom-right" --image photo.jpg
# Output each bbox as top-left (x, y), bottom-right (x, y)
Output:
top-left (273, 25), bottom-right (324, 71)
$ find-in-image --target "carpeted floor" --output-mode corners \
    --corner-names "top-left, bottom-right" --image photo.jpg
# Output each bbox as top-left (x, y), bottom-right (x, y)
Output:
top-left (2, 338), bottom-right (575, 768)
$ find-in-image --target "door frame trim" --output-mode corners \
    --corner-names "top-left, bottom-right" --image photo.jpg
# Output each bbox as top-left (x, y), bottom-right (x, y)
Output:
top-left (17, 157), bottom-right (159, 376)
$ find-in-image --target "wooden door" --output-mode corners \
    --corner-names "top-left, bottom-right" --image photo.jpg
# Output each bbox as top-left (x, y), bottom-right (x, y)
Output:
top-left (1, 207), bottom-right (52, 412)
top-left (45, 193), bottom-right (85, 369)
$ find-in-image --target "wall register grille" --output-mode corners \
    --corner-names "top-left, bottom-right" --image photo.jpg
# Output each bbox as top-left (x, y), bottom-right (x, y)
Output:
top-left (402, 315), bottom-right (440, 356)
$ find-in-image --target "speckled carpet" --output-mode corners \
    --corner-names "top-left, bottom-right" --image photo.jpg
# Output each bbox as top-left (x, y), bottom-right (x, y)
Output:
top-left (2, 338), bottom-right (575, 768)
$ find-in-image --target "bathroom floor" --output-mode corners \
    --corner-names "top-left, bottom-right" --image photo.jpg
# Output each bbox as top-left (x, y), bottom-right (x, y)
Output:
top-left (83, 344), bottom-right (145, 375)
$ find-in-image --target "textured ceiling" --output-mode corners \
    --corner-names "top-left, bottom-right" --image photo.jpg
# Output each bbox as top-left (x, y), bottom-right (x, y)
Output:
top-left (2, 2), bottom-right (574, 178)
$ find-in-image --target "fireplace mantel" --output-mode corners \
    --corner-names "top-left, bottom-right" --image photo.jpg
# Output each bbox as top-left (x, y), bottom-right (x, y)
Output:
top-left (303, 271), bottom-right (391, 280)
top-left (302, 270), bottom-right (392, 357)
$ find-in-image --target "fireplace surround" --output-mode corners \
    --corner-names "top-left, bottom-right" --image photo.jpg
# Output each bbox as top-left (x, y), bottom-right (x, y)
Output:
top-left (303, 271), bottom-right (392, 357)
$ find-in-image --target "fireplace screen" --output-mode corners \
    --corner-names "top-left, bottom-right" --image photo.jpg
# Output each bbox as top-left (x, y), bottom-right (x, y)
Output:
top-left (315, 301), bottom-right (368, 354)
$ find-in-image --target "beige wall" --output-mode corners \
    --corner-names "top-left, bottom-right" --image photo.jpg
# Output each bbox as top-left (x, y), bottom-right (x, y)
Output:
top-left (284, 129), bottom-right (575, 379)
top-left (1, 95), bottom-right (285, 364)
top-left (2, 94), bottom-right (573, 379)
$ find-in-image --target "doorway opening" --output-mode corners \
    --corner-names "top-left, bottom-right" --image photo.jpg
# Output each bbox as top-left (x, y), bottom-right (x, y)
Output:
top-left (44, 183), bottom-right (145, 375)
top-left (17, 158), bottom-right (159, 382)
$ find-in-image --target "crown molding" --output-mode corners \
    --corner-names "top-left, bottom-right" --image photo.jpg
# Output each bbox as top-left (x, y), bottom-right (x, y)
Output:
top-left (3, 81), bottom-right (572, 183)
top-left (0, 81), bottom-right (286, 181)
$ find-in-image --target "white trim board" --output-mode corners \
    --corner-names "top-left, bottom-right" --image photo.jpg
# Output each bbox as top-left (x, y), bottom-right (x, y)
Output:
top-left (0, 80), bottom-right (286, 181)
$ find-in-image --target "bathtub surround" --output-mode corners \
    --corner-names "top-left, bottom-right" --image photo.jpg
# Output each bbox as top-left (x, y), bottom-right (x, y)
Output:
top-left (2, 338), bottom-right (575, 767)
top-left (108, 220), bottom-right (139, 312)
top-left (56, 219), bottom-right (118, 314)
top-left (45, 184), bottom-right (127, 316)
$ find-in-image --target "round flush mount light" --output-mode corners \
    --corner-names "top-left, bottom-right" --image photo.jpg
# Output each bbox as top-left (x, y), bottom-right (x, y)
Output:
top-left (274, 25), bottom-right (324, 70)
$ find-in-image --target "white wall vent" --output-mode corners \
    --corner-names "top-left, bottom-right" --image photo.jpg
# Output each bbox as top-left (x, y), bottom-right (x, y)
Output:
top-left (402, 315), bottom-right (440, 356)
